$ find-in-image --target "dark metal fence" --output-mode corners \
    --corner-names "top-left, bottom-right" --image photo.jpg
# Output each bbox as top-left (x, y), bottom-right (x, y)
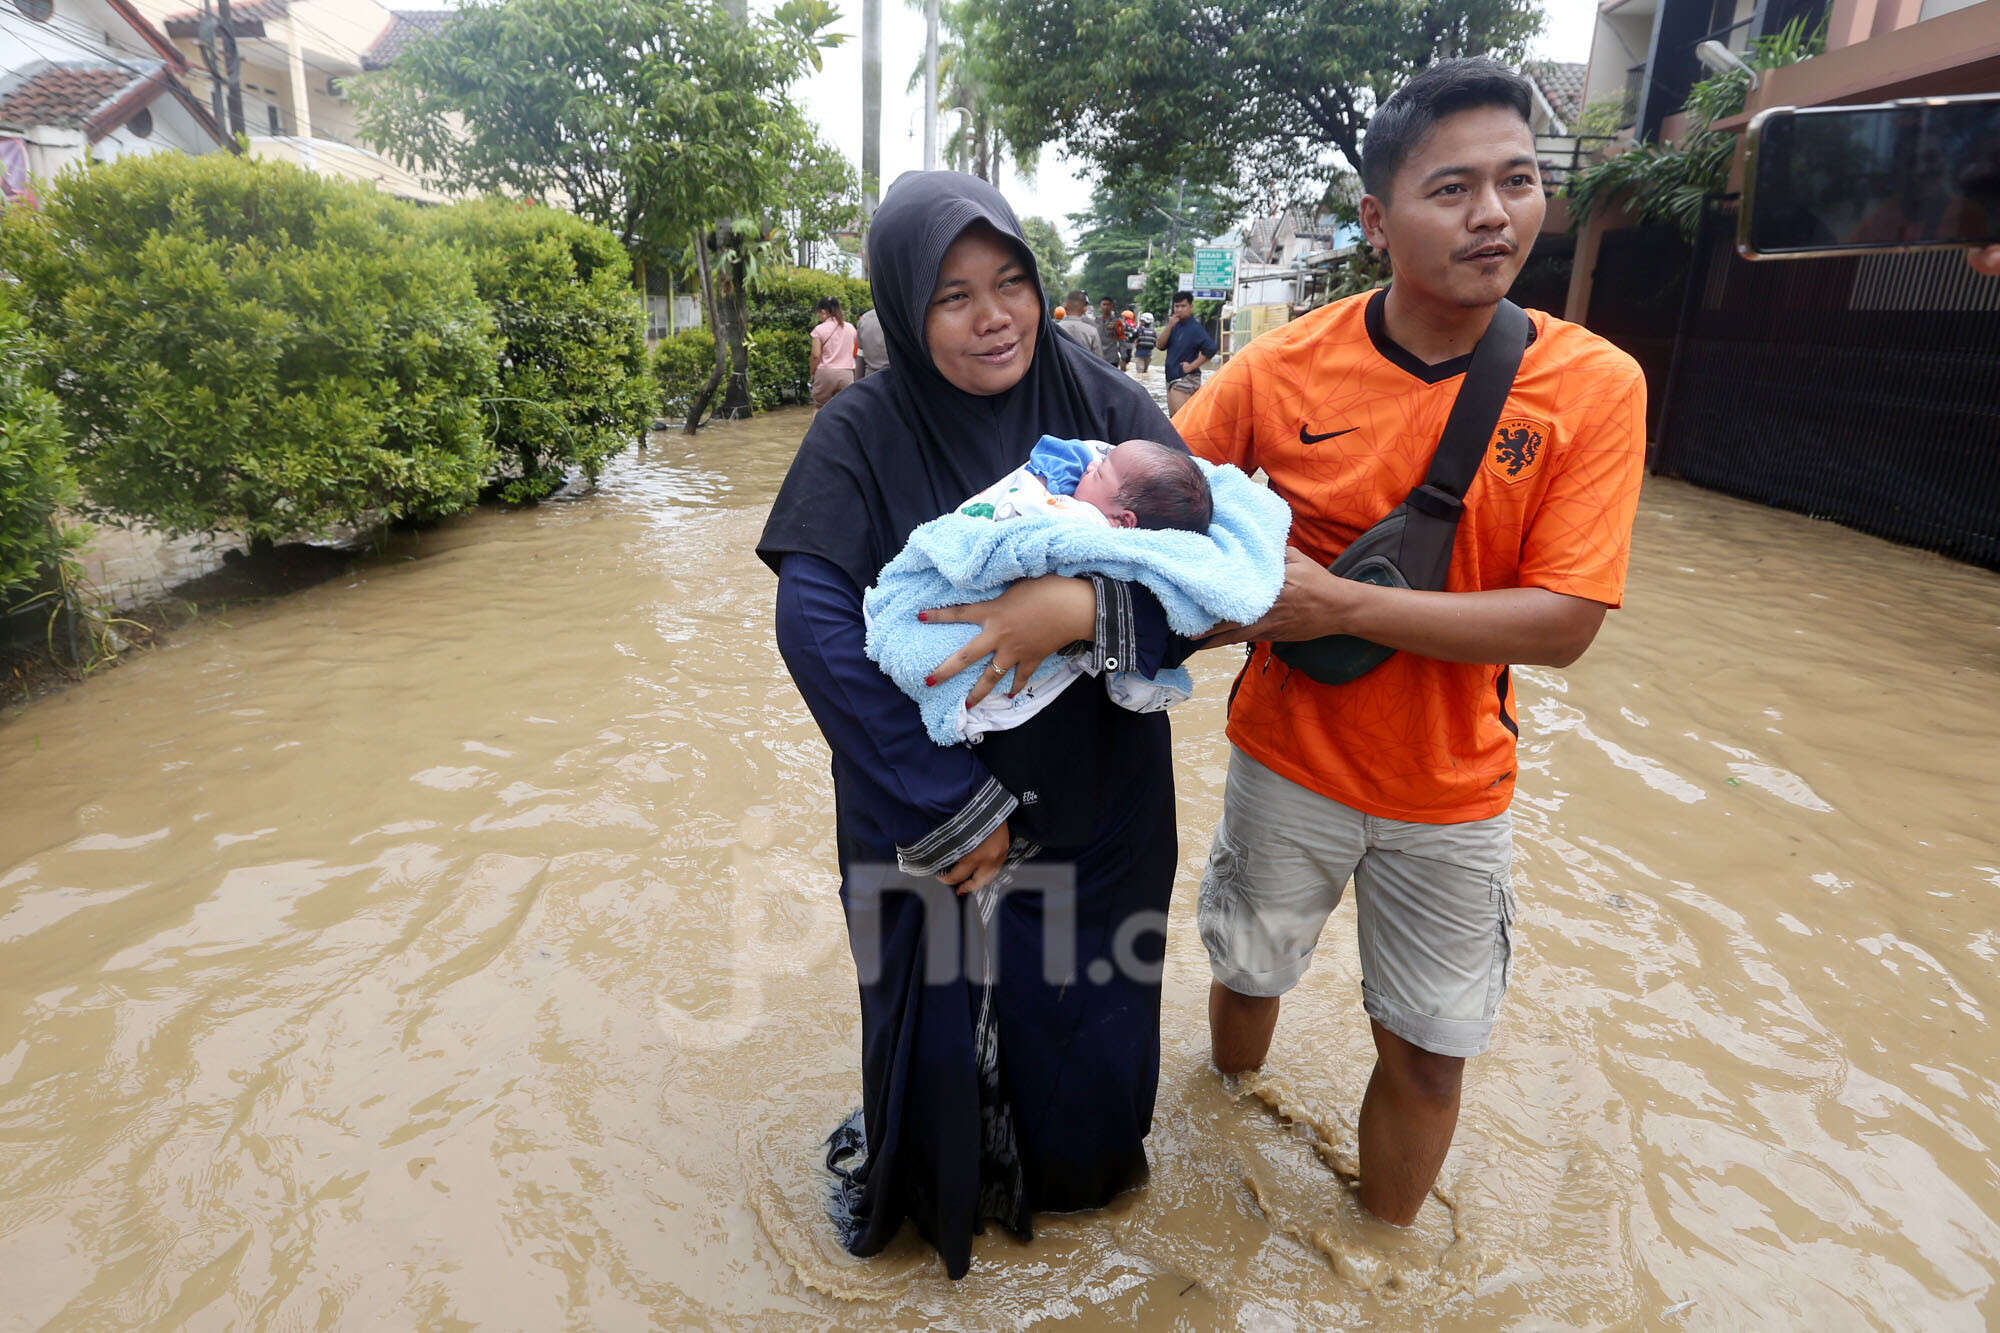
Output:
top-left (1585, 223), bottom-right (1693, 439)
top-left (1653, 199), bottom-right (2000, 568)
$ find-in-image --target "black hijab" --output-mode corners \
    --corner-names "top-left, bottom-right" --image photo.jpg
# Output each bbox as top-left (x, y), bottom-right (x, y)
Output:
top-left (757, 171), bottom-right (1182, 589)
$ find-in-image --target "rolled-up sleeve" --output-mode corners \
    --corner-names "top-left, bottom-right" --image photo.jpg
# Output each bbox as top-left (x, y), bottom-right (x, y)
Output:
top-left (775, 553), bottom-right (1017, 876)
top-left (1082, 576), bottom-right (1196, 677)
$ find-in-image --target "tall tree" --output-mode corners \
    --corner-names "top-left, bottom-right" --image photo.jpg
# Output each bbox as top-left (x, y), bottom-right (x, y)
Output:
top-left (905, 0), bottom-right (1037, 187)
top-left (1016, 216), bottom-right (1069, 291)
top-left (355, 0), bottom-right (852, 426)
top-left (967, 0), bottom-right (1541, 202)
top-left (1068, 169), bottom-right (1237, 305)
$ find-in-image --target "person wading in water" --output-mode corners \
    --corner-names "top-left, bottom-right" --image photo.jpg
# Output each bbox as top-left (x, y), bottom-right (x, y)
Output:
top-left (1176, 58), bottom-right (1647, 1227)
top-left (759, 171), bottom-right (1194, 1279)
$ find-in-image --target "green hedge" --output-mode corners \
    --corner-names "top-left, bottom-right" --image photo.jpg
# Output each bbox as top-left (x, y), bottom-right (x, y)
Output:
top-left (652, 326), bottom-right (816, 418)
top-left (0, 287), bottom-right (76, 609)
top-left (746, 266), bottom-right (873, 337)
top-left (0, 152), bottom-right (498, 545)
top-left (425, 200), bottom-right (650, 503)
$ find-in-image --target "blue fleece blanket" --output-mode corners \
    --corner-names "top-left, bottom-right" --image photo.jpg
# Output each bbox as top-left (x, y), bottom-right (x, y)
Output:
top-left (864, 457), bottom-right (1292, 744)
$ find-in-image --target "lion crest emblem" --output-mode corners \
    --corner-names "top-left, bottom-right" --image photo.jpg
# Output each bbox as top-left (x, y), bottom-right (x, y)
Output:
top-left (1485, 419), bottom-right (1547, 484)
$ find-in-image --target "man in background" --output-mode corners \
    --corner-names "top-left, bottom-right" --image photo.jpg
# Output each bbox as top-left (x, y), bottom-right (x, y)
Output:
top-left (1096, 296), bottom-right (1125, 367)
top-left (854, 305), bottom-right (888, 379)
top-left (1159, 291), bottom-right (1218, 415)
top-left (1060, 289), bottom-right (1103, 357)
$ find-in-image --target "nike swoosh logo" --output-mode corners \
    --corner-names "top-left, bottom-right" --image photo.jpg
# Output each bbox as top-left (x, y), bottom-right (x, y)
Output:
top-left (1299, 424), bottom-right (1359, 444)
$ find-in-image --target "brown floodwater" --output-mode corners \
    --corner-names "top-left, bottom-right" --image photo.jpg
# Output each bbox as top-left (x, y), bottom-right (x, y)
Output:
top-left (2, 406), bottom-right (1996, 1329)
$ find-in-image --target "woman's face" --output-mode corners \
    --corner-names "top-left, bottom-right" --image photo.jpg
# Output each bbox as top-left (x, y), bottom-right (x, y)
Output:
top-left (923, 225), bottom-right (1041, 396)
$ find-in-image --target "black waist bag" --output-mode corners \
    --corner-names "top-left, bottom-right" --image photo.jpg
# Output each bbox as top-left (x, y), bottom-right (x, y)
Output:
top-left (1273, 299), bottom-right (1531, 686)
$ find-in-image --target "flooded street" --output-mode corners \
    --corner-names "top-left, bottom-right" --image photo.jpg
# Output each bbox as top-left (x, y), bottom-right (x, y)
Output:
top-left (2, 405), bottom-right (1997, 1329)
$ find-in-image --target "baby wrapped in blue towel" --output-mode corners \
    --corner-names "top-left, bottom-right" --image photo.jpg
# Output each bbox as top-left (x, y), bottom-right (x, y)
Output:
top-left (865, 434), bottom-right (1293, 744)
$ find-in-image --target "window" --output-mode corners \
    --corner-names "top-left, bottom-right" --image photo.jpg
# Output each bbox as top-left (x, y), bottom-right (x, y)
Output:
top-left (11, 0), bottom-right (52, 20)
top-left (126, 107), bottom-right (152, 138)
top-left (266, 104), bottom-right (281, 135)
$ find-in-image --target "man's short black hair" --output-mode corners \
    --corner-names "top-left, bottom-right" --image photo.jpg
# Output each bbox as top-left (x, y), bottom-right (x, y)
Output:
top-left (1172, 290), bottom-right (1193, 306)
top-left (1118, 441), bottom-right (1213, 534)
top-left (1066, 289), bottom-right (1088, 309)
top-left (1360, 57), bottom-right (1534, 199)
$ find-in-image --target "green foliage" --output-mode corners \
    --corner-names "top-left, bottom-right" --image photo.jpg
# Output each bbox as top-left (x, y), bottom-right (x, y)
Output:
top-left (652, 326), bottom-right (816, 416)
top-left (1138, 252), bottom-right (1191, 322)
top-left (424, 200), bottom-right (651, 503)
top-left (653, 330), bottom-right (717, 419)
top-left (745, 265), bottom-right (873, 336)
top-left (1017, 217), bottom-right (1070, 291)
top-left (0, 287), bottom-right (78, 609)
top-left (355, 0), bottom-right (853, 263)
top-left (1573, 91), bottom-right (1635, 138)
top-left (967, 0), bottom-right (1542, 200)
top-left (0, 153), bottom-right (497, 545)
top-left (1074, 169), bottom-right (1239, 305)
top-left (1567, 19), bottom-right (1824, 242)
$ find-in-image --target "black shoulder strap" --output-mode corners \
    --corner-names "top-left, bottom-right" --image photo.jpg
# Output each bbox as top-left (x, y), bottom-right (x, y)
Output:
top-left (1422, 299), bottom-right (1532, 502)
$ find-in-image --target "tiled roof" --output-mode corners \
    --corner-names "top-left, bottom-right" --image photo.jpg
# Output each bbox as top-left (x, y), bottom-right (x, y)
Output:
top-left (362, 10), bottom-right (456, 69)
top-left (0, 61), bottom-right (155, 133)
top-left (163, 0), bottom-right (288, 27)
top-left (1524, 60), bottom-right (1587, 126)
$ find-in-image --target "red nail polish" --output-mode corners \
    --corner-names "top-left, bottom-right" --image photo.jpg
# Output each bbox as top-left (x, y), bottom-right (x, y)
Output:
top-left (924, 676), bottom-right (936, 687)
top-left (917, 611), bottom-right (929, 622)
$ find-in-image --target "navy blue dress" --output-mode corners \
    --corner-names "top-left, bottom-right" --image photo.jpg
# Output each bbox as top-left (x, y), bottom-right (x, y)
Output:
top-left (774, 554), bottom-right (1183, 1277)
top-left (757, 171), bottom-right (1194, 1280)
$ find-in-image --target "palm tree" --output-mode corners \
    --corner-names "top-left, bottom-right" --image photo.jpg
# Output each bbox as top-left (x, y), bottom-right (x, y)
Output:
top-left (903, 0), bottom-right (1035, 187)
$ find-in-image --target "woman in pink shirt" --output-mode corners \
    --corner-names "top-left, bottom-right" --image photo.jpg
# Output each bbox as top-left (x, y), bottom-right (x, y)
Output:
top-left (809, 297), bottom-right (859, 414)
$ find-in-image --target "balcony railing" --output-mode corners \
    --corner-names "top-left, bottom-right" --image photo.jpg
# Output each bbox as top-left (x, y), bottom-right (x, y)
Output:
top-left (1536, 134), bottom-right (1624, 189)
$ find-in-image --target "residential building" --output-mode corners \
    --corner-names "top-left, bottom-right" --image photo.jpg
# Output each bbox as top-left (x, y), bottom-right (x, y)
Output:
top-left (130, 0), bottom-right (457, 201)
top-left (0, 0), bottom-right (228, 190)
top-left (1567, 0), bottom-right (2000, 566)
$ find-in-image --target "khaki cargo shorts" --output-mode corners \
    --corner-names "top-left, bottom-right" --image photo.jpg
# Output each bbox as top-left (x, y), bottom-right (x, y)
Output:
top-left (1197, 747), bottom-right (1517, 1058)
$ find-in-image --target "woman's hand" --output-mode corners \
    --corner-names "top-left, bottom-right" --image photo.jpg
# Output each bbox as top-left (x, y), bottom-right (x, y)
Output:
top-left (1969, 245), bottom-right (2000, 278)
top-left (921, 575), bottom-right (1097, 706)
top-left (938, 821), bottom-right (1009, 895)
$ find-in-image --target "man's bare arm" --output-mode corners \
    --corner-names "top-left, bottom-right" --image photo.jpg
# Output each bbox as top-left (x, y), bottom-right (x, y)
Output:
top-left (1201, 548), bottom-right (1609, 668)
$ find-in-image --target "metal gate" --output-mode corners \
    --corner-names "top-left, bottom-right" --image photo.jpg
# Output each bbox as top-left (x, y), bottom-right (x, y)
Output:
top-left (1584, 224), bottom-right (1691, 439)
top-left (1653, 200), bottom-right (2000, 569)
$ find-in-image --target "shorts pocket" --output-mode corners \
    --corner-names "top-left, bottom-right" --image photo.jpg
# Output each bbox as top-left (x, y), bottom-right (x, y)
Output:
top-left (1196, 829), bottom-right (1244, 960)
top-left (1484, 871), bottom-right (1516, 1018)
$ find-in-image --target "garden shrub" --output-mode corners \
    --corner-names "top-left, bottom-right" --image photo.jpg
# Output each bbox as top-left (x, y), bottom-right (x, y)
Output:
top-left (0, 287), bottom-right (77, 610)
top-left (745, 266), bottom-right (872, 336)
top-left (652, 329), bottom-right (716, 419)
top-left (0, 152), bottom-right (498, 545)
top-left (653, 326), bottom-right (815, 417)
top-left (424, 200), bottom-right (650, 502)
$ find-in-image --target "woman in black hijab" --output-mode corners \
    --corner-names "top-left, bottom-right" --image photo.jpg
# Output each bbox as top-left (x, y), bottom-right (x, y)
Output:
top-left (758, 172), bottom-right (1191, 1279)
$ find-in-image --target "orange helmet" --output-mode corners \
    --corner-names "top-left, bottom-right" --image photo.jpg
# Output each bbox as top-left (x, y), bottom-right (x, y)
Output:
top-left (1052, 305), bottom-right (1066, 319)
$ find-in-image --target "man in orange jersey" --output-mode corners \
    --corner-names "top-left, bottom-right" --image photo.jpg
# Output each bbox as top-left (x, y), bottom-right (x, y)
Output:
top-left (1175, 58), bottom-right (1647, 1228)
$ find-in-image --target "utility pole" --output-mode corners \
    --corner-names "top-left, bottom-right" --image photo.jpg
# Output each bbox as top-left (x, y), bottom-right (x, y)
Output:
top-left (214, 0), bottom-right (246, 140)
top-left (862, 0), bottom-right (880, 261)
top-left (195, 2), bottom-right (229, 145)
top-left (922, 0), bottom-right (938, 170)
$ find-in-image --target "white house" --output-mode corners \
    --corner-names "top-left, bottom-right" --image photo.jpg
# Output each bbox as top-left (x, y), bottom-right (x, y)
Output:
top-left (0, 0), bottom-right (228, 192)
top-left (133, 0), bottom-right (459, 202)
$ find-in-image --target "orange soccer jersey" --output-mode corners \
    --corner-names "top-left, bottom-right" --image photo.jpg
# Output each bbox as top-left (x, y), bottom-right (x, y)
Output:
top-left (1177, 288), bottom-right (1647, 823)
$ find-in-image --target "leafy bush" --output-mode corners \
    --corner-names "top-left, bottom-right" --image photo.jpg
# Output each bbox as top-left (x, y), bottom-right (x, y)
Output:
top-left (653, 329), bottom-right (717, 419)
top-left (0, 152), bottom-right (498, 545)
top-left (0, 288), bottom-right (77, 609)
top-left (653, 326), bottom-right (816, 417)
top-left (745, 265), bottom-right (872, 336)
top-left (424, 200), bottom-right (650, 502)
top-left (1567, 18), bottom-right (1823, 241)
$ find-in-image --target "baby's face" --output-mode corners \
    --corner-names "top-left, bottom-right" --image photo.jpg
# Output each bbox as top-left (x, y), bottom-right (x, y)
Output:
top-left (1072, 441), bottom-right (1146, 526)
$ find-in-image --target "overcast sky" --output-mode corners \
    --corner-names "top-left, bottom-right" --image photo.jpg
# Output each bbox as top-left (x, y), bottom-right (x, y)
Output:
top-left (793, 0), bottom-right (1602, 243)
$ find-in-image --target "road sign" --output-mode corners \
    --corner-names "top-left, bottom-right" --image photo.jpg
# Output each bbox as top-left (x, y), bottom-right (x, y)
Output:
top-left (1193, 246), bottom-right (1237, 291)
top-left (1177, 272), bottom-right (1195, 291)
top-left (1126, 273), bottom-right (1145, 291)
